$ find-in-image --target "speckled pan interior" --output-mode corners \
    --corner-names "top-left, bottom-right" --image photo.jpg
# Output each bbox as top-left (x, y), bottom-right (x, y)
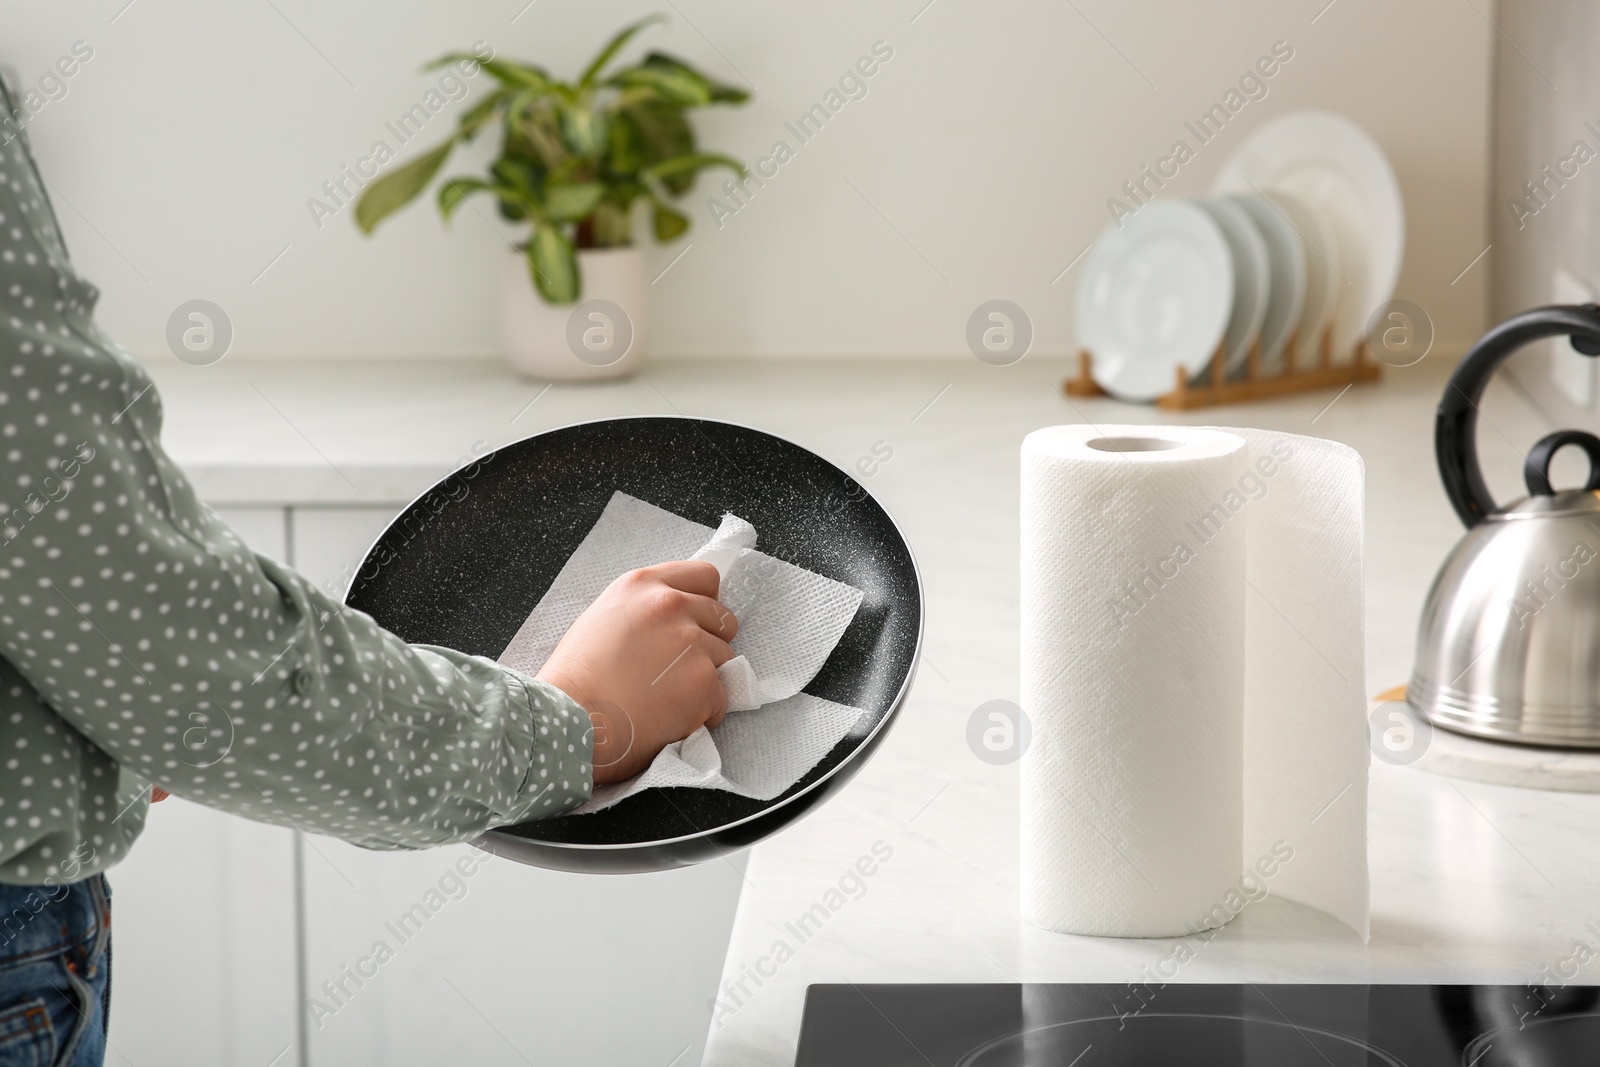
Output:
top-left (345, 416), bottom-right (921, 854)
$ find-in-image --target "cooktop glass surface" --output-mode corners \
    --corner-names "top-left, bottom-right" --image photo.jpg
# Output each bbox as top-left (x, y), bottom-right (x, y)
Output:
top-left (793, 983), bottom-right (1600, 1066)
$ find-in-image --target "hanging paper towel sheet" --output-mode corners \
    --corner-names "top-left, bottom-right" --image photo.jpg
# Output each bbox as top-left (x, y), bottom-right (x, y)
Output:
top-left (1020, 425), bottom-right (1368, 940)
top-left (498, 491), bottom-right (866, 813)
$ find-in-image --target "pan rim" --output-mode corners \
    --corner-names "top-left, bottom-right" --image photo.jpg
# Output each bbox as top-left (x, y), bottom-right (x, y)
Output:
top-left (340, 412), bottom-right (925, 854)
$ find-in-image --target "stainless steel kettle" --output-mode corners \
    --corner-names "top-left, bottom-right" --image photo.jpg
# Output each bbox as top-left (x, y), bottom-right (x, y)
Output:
top-left (1409, 304), bottom-right (1600, 748)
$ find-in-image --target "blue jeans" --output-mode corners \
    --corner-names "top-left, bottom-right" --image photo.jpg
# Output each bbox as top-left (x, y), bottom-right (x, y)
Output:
top-left (0, 876), bottom-right (110, 1067)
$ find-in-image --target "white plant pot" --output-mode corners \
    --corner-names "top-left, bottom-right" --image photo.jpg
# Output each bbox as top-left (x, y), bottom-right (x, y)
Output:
top-left (499, 245), bottom-right (649, 380)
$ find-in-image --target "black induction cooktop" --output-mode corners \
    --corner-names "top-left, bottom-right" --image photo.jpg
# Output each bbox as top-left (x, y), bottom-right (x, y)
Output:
top-left (794, 983), bottom-right (1600, 1065)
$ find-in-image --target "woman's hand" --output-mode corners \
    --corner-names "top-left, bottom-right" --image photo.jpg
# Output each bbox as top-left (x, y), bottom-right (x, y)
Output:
top-left (537, 561), bottom-right (738, 785)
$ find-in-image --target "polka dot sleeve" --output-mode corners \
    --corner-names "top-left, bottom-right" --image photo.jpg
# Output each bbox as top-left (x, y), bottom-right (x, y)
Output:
top-left (0, 88), bottom-right (591, 883)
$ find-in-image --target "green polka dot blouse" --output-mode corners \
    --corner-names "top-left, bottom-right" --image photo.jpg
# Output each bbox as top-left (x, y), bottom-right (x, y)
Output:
top-left (0, 86), bottom-right (592, 886)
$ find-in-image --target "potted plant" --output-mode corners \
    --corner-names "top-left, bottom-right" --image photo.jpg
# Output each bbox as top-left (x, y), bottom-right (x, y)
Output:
top-left (356, 15), bottom-right (749, 379)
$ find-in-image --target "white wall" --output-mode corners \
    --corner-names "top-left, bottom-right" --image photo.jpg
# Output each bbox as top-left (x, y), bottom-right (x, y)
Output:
top-left (7, 0), bottom-right (1490, 359)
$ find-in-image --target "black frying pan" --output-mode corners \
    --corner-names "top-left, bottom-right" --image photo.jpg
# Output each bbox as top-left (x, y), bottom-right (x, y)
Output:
top-left (344, 416), bottom-right (922, 874)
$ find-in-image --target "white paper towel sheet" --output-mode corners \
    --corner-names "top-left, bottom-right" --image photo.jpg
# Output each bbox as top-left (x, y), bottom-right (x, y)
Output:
top-left (498, 491), bottom-right (866, 813)
top-left (1020, 425), bottom-right (1368, 939)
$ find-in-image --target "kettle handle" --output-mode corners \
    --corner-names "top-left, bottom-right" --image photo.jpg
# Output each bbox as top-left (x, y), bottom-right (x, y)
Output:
top-left (1438, 304), bottom-right (1600, 527)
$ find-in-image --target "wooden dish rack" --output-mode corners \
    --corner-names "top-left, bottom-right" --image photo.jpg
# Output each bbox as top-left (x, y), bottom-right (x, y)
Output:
top-left (1063, 326), bottom-right (1381, 410)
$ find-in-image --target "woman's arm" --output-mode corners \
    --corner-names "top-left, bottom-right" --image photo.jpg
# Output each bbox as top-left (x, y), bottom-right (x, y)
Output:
top-left (1, 342), bottom-right (594, 846)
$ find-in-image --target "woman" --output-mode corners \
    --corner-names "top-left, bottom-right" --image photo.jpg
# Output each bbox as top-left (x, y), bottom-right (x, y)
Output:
top-left (0, 79), bottom-right (734, 1066)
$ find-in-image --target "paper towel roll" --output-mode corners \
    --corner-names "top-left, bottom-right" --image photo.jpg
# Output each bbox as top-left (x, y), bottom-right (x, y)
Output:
top-left (1020, 424), bottom-right (1368, 940)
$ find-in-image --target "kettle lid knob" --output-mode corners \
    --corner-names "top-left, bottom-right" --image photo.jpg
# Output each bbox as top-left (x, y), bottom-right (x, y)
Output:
top-left (1524, 429), bottom-right (1600, 496)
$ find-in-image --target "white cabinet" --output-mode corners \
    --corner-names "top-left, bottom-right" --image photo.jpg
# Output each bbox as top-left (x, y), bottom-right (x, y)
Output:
top-left (105, 796), bottom-right (301, 1067)
top-left (288, 507), bottom-right (747, 1067)
top-left (298, 840), bottom-right (747, 1067)
top-left (107, 508), bottom-right (300, 1067)
top-left (287, 507), bottom-right (398, 605)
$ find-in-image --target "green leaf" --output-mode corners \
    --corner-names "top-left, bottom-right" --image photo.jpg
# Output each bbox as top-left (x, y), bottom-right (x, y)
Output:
top-left (558, 103), bottom-right (607, 157)
top-left (507, 91), bottom-right (568, 170)
top-left (428, 52), bottom-right (551, 91)
top-left (611, 53), bottom-right (749, 107)
top-left (642, 151), bottom-right (745, 184)
top-left (545, 182), bottom-right (605, 222)
top-left (456, 87), bottom-right (510, 138)
top-left (495, 186), bottom-right (541, 223)
top-left (546, 155), bottom-right (594, 184)
top-left (606, 111), bottom-right (648, 174)
top-left (609, 66), bottom-right (709, 107)
top-left (620, 100), bottom-right (694, 158)
top-left (652, 199), bottom-right (689, 241)
top-left (491, 157), bottom-right (542, 200)
top-left (590, 199), bottom-right (635, 247)
top-left (642, 53), bottom-right (749, 103)
top-left (481, 163), bottom-right (542, 223)
top-left (614, 100), bottom-right (694, 191)
top-left (578, 14), bottom-right (667, 89)
top-left (355, 139), bottom-right (456, 234)
top-left (436, 177), bottom-right (493, 222)
top-left (528, 225), bottom-right (579, 304)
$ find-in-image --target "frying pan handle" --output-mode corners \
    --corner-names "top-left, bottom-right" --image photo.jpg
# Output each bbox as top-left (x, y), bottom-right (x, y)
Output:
top-left (1438, 304), bottom-right (1600, 527)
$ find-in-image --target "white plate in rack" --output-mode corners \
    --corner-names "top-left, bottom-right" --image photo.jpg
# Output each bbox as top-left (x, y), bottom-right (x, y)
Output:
top-left (1212, 110), bottom-right (1403, 363)
top-left (1075, 200), bottom-right (1234, 402)
top-left (1260, 188), bottom-right (1340, 368)
top-left (1195, 196), bottom-right (1269, 379)
top-left (1228, 194), bottom-right (1306, 378)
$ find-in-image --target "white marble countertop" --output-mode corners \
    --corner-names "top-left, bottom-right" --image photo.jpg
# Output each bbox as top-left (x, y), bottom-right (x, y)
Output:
top-left (146, 351), bottom-right (1600, 1065)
